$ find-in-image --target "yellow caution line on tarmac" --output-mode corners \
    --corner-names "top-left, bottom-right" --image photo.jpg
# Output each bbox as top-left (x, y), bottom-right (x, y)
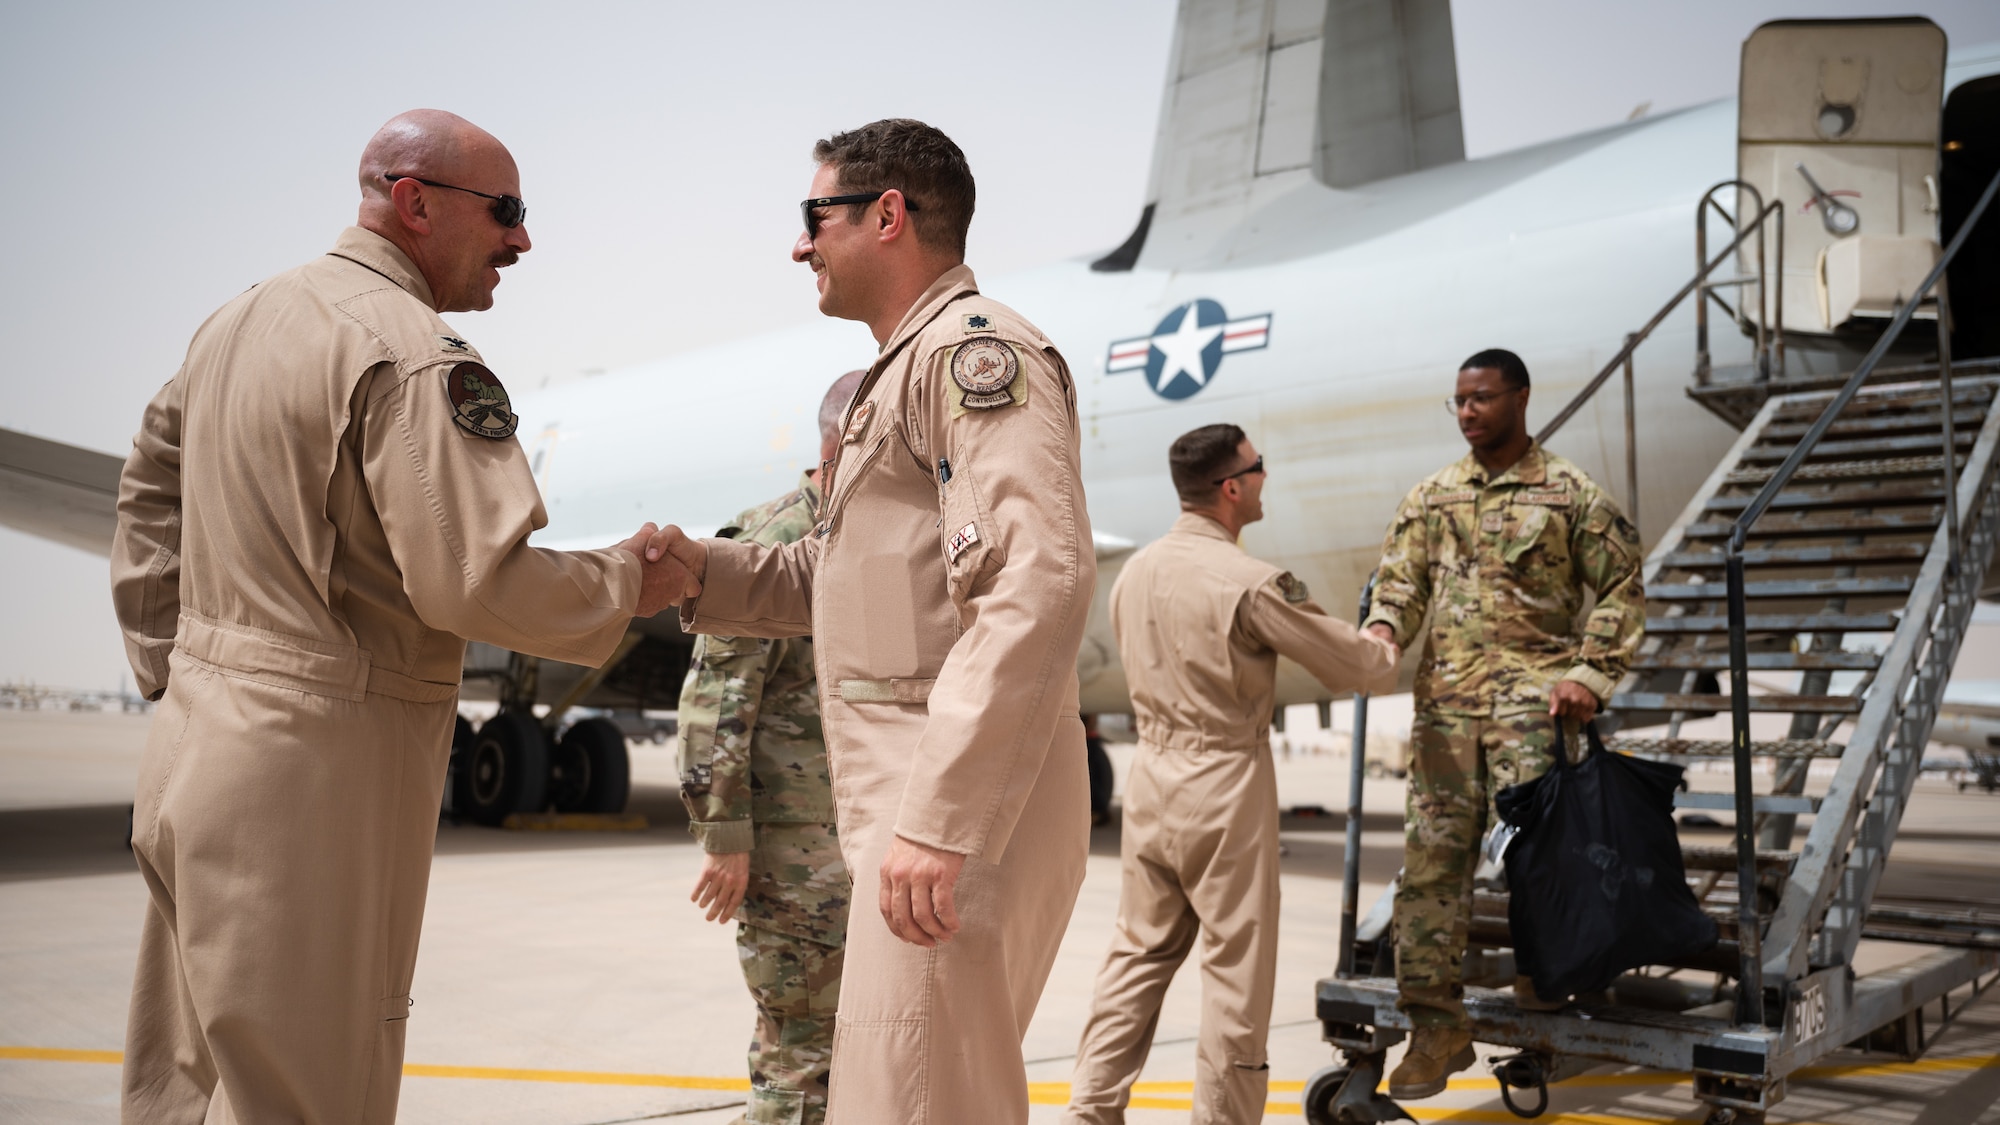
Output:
top-left (0, 1047), bottom-right (123, 1065)
top-left (400, 1063), bottom-right (748, 1090)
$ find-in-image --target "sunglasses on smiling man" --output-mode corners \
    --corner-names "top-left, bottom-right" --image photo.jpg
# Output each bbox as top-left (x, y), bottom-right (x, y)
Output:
top-left (799, 191), bottom-right (920, 240)
top-left (384, 174), bottom-right (527, 229)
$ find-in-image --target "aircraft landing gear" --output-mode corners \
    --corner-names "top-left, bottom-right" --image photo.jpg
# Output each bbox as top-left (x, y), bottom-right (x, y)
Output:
top-left (550, 717), bottom-right (632, 814)
top-left (453, 710), bottom-right (550, 826)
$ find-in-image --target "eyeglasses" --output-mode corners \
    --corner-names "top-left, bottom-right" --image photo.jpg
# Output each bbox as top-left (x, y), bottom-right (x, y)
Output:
top-left (1213, 455), bottom-right (1265, 486)
top-left (385, 174), bottom-right (527, 228)
top-left (800, 191), bottom-right (919, 240)
top-left (1445, 388), bottom-right (1522, 414)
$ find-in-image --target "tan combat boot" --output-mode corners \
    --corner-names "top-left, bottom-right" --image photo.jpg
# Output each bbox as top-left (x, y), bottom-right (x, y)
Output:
top-left (1387, 1027), bottom-right (1476, 1099)
top-left (1514, 975), bottom-right (1567, 1012)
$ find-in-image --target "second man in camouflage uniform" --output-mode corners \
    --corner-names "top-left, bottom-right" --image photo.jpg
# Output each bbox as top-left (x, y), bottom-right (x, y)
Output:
top-left (1362, 349), bottom-right (1644, 1099)
top-left (679, 371), bottom-right (866, 1125)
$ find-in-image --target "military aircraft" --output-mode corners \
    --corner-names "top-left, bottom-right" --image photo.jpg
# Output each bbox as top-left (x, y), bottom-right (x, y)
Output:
top-left (5, 2), bottom-right (1996, 825)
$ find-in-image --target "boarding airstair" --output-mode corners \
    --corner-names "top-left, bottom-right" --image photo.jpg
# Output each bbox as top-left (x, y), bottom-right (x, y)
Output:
top-left (1303, 150), bottom-right (2000, 1123)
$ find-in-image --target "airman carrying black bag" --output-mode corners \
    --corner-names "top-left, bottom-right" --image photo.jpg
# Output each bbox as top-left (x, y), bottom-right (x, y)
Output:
top-left (1494, 721), bottom-right (1719, 1000)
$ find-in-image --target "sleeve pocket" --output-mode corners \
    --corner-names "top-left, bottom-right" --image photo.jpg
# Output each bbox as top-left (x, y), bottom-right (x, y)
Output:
top-left (939, 464), bottom-right (1003, 607)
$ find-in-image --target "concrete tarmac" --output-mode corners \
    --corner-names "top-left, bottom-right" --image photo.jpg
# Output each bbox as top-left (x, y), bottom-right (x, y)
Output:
top-left (1, 707), bottom-right (1996, 1124)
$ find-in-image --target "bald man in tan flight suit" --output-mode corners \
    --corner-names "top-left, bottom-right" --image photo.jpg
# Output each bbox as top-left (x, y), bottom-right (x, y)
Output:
top-left (111, 110), bottom-right (689, 1124)
top-left (651, 118), bottom-right (1093, 1125)
top-left (1063, 424), bottom-right (1400, 1125)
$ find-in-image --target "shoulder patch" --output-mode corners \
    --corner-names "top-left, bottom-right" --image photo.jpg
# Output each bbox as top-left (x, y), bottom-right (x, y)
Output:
top-left (961, 313), bottom-right (992, 332)
top-left (948, 336), bottom-right (1026, 416)
top-left (1275, 571), bottom-right (1311, 604)
top-left (1425, 489), bottom-right (1478, 506)
top-left (445, 361), bottom-right (518, 440)
top-left (437, 334), bottom-right (475, 355)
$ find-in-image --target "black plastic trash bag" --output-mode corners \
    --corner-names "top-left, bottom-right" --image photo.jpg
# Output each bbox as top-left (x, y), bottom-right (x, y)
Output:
top-left (1494, 722), bottom-right (1718, 1000)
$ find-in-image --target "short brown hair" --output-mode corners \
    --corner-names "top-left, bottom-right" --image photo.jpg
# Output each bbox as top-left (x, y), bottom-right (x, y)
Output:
top-left (1169, 423), bottom-right (1248, 504)
top-left (813, 119), bottom-right (974, 257)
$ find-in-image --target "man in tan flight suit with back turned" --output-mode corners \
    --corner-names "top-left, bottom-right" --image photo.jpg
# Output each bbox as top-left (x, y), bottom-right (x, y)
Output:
top-left (649, 118), bottom-right (1094, 1125)
top-left (110, 109), bottom-right (689, 1124)
top-left (1063, 424), bottom-right (1401, 1124)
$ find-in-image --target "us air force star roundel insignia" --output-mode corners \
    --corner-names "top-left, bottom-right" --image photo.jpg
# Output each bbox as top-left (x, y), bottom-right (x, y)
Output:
top-left (1275, 572), bottom-right (1310, 604)
top-left (438, 335), bottom-right (474, 354)
top-left (445, 361), bottom-right (518, 439)
top-left (950, 336), bottom-right (1022, 414)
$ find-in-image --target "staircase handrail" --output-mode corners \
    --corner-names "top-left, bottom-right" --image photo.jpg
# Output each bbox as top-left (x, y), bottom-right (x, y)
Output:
top-left (1537, 190), bottom-right (1784, 445)
top-left (1719, 164), bottom-right (2000, 1029)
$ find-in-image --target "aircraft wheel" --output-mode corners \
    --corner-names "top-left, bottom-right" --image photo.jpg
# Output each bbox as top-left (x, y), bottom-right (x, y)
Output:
top-left (1301, 1065), bottom-right (1350, 1125)
top-left (551, 717), bottom-right (631, 814)
top-left (455, 710), bottom-right (549, 826)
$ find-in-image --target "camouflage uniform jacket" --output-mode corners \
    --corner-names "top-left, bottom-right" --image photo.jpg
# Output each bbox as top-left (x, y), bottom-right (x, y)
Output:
top-left (678, 473), bottom-right (846, 943)
top-left (1362, 443), bottom-right (1643, 717)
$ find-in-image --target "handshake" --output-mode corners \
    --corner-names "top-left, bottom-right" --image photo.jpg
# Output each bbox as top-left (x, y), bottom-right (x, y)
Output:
top-left (615, 524), bottom-right (711, 618)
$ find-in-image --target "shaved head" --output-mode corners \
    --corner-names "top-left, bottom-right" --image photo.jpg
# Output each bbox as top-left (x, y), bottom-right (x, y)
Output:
top-left (819, 369), bottom-right (869, 446)
top-left (355, 109), bottom-right (530, 313)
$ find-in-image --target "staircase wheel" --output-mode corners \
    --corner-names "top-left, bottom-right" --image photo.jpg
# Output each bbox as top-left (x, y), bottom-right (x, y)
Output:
top-left (1301, 1065), bottom-right (1351, 1125)
top-left (551, 717), bottom-right (632, 814)
top-left (454, 710), bottom-right (550, 825)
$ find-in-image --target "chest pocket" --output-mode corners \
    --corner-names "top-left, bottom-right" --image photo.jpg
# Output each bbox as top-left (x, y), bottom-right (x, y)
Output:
top-left (1501, 493), bottom-right (1571, 565)
top-left (938, 459), bottom-right (1001, 607)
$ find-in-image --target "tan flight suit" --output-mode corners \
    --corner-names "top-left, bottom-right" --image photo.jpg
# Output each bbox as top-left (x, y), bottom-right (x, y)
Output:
top-left (1064, 513), bottom-right (1399, 1125)
top-left (683, 265), bottom-right (1093, 1125)
top-left (110, 227), bottom-right (640, 1125)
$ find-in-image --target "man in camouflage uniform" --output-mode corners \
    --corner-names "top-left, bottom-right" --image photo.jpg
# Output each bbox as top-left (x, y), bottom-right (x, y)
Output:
top-left (1362, 348), bottom-right (1644, 1099)
top-left (679, 370), bottom-right (866, 1125)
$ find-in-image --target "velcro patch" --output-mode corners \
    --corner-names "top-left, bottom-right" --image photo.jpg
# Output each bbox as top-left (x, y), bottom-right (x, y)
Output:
top-left (1426, 489), bottom-right (1477, 506)
top-left (1516, 489), bottom-right (1573, 507)
top-left (947, 522), bottom-right (979, 562)
top-left (1480, 510), bottom-right (1504, 534)
top-left (445, 361), bottom-right (517, 439)
top-left (1275, 572), bottom-right (1310, 604)
top-left (843, 401), bottom-right (874, 444)
top-left (949, 337), bottom-right (1026, 416)
top-left (961, 313), bottom-right (992, 333)
top-left (438, 334), bottom-right (476, 355)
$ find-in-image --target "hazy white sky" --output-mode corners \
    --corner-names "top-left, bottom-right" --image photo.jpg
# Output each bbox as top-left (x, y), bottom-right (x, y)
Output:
top-left (5, 1), bottom-right (1998, 690)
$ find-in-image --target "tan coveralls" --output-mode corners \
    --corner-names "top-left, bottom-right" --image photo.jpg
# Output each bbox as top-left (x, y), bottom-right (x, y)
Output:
top-left (683, 266), bottom-right (1094, 1125)
top-left (110, 228), bottom-right (640, 1124)
top-left (1064, 513), bottom-right (1399, 1124)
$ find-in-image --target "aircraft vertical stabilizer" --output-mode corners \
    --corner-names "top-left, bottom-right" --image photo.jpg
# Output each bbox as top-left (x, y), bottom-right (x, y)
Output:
top-left (1095, 0), bottom-right (1463, 272)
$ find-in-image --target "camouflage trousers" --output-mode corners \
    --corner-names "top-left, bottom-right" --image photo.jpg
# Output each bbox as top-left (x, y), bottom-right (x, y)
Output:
top-left (736, 923), bottom-right (843, 1125)
top-left (1394, 709), bottom-right (1568, 1028)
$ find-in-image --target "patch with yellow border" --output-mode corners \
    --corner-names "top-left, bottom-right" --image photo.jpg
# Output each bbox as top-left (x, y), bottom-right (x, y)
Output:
top-left (947, 337), bottom-right (1027, 417)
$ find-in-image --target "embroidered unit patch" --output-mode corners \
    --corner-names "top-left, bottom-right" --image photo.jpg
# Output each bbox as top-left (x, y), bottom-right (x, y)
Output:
top-left (843, 401), bottom-right (874, 444)
top-left (947, 522), bottom-right (979, 562)
top-left (445, 361), bottom-right (518, 439)
top-left (1275, 572), bottom-right (1311, 604)
top-left (1426, 489), bottom-right (1477, 506)
top-left (949, 337), bottom-right (1021, 412)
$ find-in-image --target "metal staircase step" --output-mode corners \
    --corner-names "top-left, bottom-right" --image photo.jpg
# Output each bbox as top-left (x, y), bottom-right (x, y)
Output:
top-left (1682, 510), bottom-right (1939, 538)
top-left (1739, 432), bottom-right (1974, 461)
top-left (1605, 737), bottom-right (1842, 758)
top-left (1704, 482), bottom-right (1944, 512)
top-left (1762, 408), bottom-right (1988, 441)
top-left (1679, 845), bottom-right (1798, 873)
top-left (1649, 577), bottom-right (1915, 601)
top-left (1610, 692), bottom-right (1861, 713)
top-left (1657, 543), bottom-right (1927, 568)
top-left (1762, 359), bottom-right (2000, 409)
top-left (1726, 455), bottom-right (1955, 485)
top-left (1674, 791), bottom-right (1820, 814)
top-left (1630, 651), bottom-right (1879, 672)
top-left (1645, 612), bottom-right (1898, 633)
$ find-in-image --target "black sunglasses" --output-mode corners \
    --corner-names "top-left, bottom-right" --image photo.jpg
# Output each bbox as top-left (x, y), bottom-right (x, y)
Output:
top-left (800, 191), bottom-right (919, 240)
top-left (1213, 455), bottom-right (1265, 486)
top-left (385, 174), bottom-right (527, 228)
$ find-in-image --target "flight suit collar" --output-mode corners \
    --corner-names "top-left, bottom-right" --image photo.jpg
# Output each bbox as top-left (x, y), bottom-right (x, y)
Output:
top-left (1170, 510), bottom-right (1236, 543)
top-left (327, 227), bottom-right (437, 310)
top-left (1456, 441), bottom-right (1549, 489)
top-left (874, 263), bottom-right (979, 369)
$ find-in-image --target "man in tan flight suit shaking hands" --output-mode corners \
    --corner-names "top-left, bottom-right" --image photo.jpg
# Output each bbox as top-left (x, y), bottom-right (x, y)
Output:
top-left (110, 110), bottom-right (690, 1124)
top-left (1062, 424), bottom-right (1401, 1124)
top-left (647, 119), bottom-right (1094, 1125)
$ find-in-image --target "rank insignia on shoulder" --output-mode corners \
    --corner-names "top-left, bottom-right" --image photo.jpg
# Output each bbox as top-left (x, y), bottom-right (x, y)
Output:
top-left (843, 400), bottom-right (874, 444)
top-left (1275, 572), bottom-right (1310, 604)
top-left (445, 361), bottom-right (518, 439)
top-left (947, 521), bottom-right (980, 562)
top-left (949, 336), bottom-right (1025, 416)
top-left (437, 335), bottom-right (474, 354)
top-left (961, 313), bottom-right (991, 332)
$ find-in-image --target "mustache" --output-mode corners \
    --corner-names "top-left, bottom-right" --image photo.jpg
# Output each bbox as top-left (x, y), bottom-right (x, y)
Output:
top-left (490, 251), bottom-right (520, 268)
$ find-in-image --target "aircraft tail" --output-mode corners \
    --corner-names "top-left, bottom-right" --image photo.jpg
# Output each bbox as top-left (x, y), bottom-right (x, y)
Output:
top-left (1095, 0), bottom-right (1464, 272)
